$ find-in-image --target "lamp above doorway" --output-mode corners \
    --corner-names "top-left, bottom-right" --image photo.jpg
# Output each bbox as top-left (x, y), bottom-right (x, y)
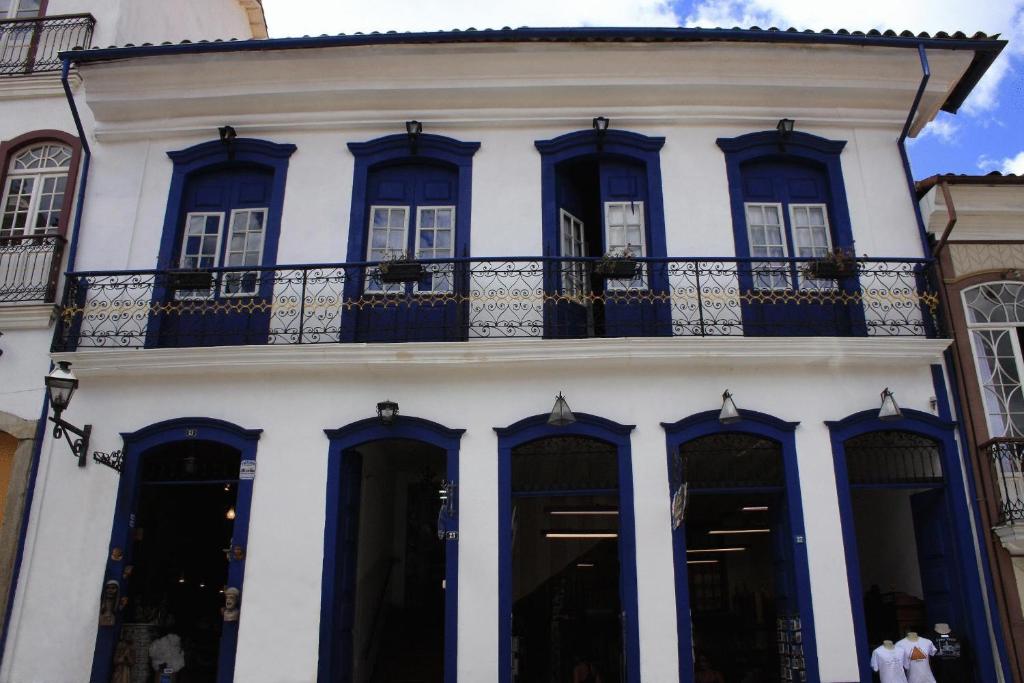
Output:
top-left (547, 392), bottom-right (576, 427)
top-left (377, 399), bottom-right (399, 425)
top-left (406, 120), bottom-right (423, 154)
top-left (43, 361), bottom-right (90, 467)
top-left (592, 116), bottom-right (610, 150)
top-left (719, 390), bottom-right (741, 425)
top-left (878, 387), bottom-right (903, 421)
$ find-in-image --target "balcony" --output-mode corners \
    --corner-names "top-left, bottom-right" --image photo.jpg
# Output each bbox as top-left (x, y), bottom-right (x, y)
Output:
top-left (51, 256), bottom-right (940, 351)
top-left (0, 234), bottom-right (64, 303)
top-left (985, 439), bottom-right (1024, 527)
top-left (0, 14), bottom-right (94, 76)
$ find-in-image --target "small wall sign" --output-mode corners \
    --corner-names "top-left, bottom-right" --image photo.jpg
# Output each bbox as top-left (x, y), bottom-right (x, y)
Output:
top-left (239, 460), bottom-right (256, 480)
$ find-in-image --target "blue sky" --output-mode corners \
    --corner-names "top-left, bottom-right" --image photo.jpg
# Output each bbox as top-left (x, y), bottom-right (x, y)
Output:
top-left (262, 0), bottom-right (1024, 181)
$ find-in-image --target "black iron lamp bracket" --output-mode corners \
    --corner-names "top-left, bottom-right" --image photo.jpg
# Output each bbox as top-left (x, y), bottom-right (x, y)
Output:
top-left (49, 415), bottom-right (90, 467)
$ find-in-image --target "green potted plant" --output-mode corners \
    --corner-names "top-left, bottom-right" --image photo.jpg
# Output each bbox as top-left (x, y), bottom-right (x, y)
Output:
top-left (377, 252), bottom-right (424, 283)
top-left (594, 246), bottom-right (639, 279)
top-left (802, 247), bottom-right (858, 280)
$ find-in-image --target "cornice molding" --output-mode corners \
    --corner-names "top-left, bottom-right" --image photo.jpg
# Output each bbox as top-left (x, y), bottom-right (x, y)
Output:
top-left (0, 71), bottom-right (78, 100)
top-left (53, 336), bottom-right (953, 377)
top-left (0, 304), bottom-right (57, 330)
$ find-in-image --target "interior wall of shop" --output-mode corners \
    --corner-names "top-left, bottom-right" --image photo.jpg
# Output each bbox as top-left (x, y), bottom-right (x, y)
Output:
top-left (0, 352), bottom-right (946, 683)
top-left (852, 489), bottom-right (925, 600)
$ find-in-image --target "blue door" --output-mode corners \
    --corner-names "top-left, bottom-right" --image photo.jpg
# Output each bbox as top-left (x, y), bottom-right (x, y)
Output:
top-left (156, 166), bottom-right (274, 347)
top-left (737, 160), bottom-right (862, 336)
top-left (347, 162), bottom-right (464, 343)
top-left (911, 489), bottom-right (963, 633)
top-left (329, 451), bottom-right (363, 682)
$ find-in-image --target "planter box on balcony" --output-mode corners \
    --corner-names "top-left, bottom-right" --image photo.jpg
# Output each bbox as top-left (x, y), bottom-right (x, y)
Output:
top-left (379, 262), bottom-right (424, 283)
top-left (594, 258), bottom-right (638, 279)
top-left (803, 260), bottom-right (858, 280)
top-left (166, 270), bottom-right (214, 291)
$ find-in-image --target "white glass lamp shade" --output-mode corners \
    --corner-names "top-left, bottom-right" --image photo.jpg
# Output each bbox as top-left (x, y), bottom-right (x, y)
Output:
top-left (879, 388), bottom-right (903, 421)
top-left (719, 390), bottom-right (741, 424)
top-left (44, 361), bottom-right (78, 412)
top-left (548, 392), bottom-right (576, 427)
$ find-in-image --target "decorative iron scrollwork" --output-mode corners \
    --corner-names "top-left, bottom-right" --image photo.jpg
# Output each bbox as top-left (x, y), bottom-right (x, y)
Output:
top-left (93, 449), bottom-right (124, 473)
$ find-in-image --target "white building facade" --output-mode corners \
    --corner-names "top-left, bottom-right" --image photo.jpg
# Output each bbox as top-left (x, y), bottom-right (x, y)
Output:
top-left (0, 27), bottom-right (1014, 683)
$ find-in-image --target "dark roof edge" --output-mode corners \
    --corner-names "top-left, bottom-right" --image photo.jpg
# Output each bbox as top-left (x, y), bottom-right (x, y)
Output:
top-left (59, 26), bottom-right (1006, 114)
top-left (916, 173), bottom-right (1024, 198)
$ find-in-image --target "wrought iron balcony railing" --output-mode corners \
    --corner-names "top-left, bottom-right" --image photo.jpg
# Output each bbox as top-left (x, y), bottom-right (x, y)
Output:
top-left (0, 234), bottom-right (65, 303)
top-left (51, 256), bottom-right (939, 351)
top-left (0, 14), bottom-right (94, 76)
top-left (984, 439), bottom-right (1024, 525)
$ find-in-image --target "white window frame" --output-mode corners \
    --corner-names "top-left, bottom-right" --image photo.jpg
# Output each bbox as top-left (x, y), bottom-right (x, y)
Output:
top-left (366, 204), bottom-right (410, 294)
top-left (220, 208), bottom-right (268, 297)
top-left (603, 200), bottom-right (646, 291)
top-left (176, 211), bottom-right (224, 300)
top-left (1, 144), bottom-right (72, 239)
top-left (559, 208), bottom-right (587, 297)
top-left (414, 205), bottom-right (456, 294)
top-left (1, 0), bottom-right (41, 19)
top-left (964, 282), bottom-right (1024, 438)
top-left (789, 203), bottom-right (836, 290)
top-left (744, 201), bottom-right (789, 290)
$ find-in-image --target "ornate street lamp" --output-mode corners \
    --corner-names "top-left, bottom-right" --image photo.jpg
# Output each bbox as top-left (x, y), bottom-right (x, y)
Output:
top-left (548, 392), bottom-right (576, 427)
top-left (377, 400), bottom-right (399, 425)
top-left (43, 361), bottom-right (90, 467)
top-left (878, 388), bottom-right (903, 421)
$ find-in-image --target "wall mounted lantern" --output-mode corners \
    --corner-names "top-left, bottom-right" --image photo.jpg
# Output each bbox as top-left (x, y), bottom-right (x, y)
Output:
top-left (776, 118), bottom-right (795, 152)
top-left (377, 399), bottom-right (399, 425)
top-left (218, 125), bottom-right (237, 159)
top-left (719, 390), bottom-right (741, 425)
top-left (593, 116), bottom-right (610, 150)
top-left (878, 387), bottom-right (903, 421)
top-left (44, 361), bottom-right (90, 467)
top-left (548, 392), bottom-right (576, 427)
top-left (406, 120), bottom-right (423, 154)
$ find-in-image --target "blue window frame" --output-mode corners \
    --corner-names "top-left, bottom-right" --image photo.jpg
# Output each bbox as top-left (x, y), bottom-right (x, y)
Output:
top-left (150, 137), bottom-right (296, 347)
top-left (827, 408), bottom-right (1004, 683)
top-left (535, 129), bottom-right (669, 338)
top-left (89, 418), bottom-right (262, 683)
top-left (662, 410), bottom-right (819, 683)
top-left (341, 134), bottom-right (479, 343)
top-left (320, 416), bottom-right (464, 683)
top-left (717, 130), bottom-right (863, 336)
top-left (495, 412), bottom-right (641, 683)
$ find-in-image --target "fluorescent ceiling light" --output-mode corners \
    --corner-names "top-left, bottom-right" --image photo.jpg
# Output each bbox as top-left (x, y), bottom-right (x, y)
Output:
top-left (708, 529), bottom-right (770, 535)
top-left (686, 547), bottom-right (746, 554)
top-left (741, 506), bottom-right (769, 512)
top-left (687, 559), bottom-right (720, 565)
top-left (576, 563), bottom-right (595, 568)
top-left (545, 532), bottom-right (618, 539)
top-left (549, 509), bottom-right (619, 516)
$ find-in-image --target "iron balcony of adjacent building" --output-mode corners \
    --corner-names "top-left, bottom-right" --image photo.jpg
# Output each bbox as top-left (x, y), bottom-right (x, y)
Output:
top-left (0, 14), bottom-right (95, 76)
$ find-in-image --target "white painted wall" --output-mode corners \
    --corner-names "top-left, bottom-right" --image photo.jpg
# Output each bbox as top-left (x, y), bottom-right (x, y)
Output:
top-left (45, 0), bottom-right (256, 47)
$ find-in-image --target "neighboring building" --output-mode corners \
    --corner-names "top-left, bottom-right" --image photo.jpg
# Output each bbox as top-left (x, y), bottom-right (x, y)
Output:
top-left (0, 0), bottom-right (265, 677)
top-left (920, 172), bottom-right (1024, 682)
top-left (0, 24), bottom-right (1016, 683)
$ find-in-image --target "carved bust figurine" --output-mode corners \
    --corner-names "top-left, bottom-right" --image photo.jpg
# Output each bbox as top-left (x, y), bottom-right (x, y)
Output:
top-left (222, 587), bottom-right (240, 622)
top-left (98, 580), bottom-right (119, 626)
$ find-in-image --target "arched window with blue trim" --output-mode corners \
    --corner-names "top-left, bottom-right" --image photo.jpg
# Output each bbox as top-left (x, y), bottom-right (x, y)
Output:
top-left (717, 130), bottom-right (862, 336)
top-left (151, 137), bottom-right (296, 347)
top-left (341, 133), bottom-right (479, 343)
top-left (535, 128), bottom-right (669, 338)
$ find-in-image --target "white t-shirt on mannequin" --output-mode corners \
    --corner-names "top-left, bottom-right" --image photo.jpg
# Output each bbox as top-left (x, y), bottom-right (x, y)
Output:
top-left (896, 636), bottom-right (937, 683)
top-left (871, 644), bottom-right (909, 683)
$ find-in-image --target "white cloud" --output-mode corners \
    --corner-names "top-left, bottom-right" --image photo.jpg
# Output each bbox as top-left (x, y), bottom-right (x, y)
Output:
top-left (683, 0), bottom-right (1024, 114)
top-left (1000, 151), bottom-right (1024, 175)
top-left (261, 0), bottom-right (679, 38)
top-left (977, 151), bottom-right (1024, 174)
top-left (914, 117), bottom-right (960, 145)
